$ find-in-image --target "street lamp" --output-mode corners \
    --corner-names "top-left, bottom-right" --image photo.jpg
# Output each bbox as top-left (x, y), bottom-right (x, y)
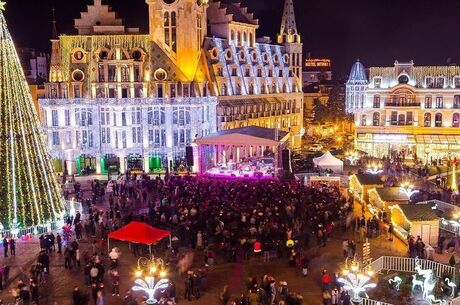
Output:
top-left (338, 258), bottom-right (376, 302)
top-left (400, 181), bottom-right (418, 198)
top-left (345, 151), bottom-right (359, 165)
top-left (366, 163), bottom-right (383, 175)
top-left (132, 256), bottom-right (169, 305)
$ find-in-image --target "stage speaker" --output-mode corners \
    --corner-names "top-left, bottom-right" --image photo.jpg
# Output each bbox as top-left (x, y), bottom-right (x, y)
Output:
top-left (186, 146), bottom-right (194, 167)
top-left (282, 149), bottom-right (292, 172)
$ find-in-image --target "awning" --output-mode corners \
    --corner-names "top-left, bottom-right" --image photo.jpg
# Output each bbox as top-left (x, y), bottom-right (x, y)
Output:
top-left (415, 135), bottom-right (460, 145)
top-left (108, 221), bottom-right (171, 245)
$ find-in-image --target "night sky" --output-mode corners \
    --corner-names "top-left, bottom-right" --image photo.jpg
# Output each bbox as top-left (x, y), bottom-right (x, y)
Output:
top-left (5, 0), bottom-right (460, 77)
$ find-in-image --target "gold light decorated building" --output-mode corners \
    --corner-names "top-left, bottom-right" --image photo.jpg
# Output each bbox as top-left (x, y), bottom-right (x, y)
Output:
top-left (40, 0), bottom-right (303, 175)
top-left (346, 60), bottom-right (460, 161)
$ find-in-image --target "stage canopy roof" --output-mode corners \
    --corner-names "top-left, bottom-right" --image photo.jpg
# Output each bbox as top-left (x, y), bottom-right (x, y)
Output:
top-left (196, 126), bottom-right (289, 146)
top-left (108, 221), bottom-right (171, 245)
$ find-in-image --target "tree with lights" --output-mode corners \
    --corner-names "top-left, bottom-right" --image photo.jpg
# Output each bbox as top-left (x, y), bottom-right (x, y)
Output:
top-left (0, 1), bottom-right (65, 230)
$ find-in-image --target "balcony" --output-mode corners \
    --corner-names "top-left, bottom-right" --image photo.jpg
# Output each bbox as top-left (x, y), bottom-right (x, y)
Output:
top-left (385, 101), bottom-right (420, 107)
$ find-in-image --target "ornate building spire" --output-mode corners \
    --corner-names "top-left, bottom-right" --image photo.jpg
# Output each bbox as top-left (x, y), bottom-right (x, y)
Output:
top-left (277, 0), bottom-right (300, 44)
top-left (51, 8), bottom-right (58, 40)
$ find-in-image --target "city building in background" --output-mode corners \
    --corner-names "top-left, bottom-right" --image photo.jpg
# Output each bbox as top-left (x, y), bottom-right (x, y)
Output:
top-left (303, 57), bottom-right (332, 86)
top-left (39, 0), bottom-right (304, 175)
top-left (347, 60), bottom-right (460, 161)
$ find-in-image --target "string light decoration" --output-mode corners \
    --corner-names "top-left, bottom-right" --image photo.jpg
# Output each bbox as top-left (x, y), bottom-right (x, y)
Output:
top-left (400, 181), bottom-right (419, 198)
top-left (366, 163), bottom-right (383, 175)
top-left (345, 150), bottom-right (359, 165)
top-left (0, 4), bottom-right (65, 229)
top-left (132, 256), bottom-right (169, 304)
top-left (338, 258), bottom-right (376, 302)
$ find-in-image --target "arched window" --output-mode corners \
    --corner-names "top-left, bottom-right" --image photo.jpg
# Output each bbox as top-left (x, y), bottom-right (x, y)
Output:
top-left (236, 84), bottom-right (242, 95)
top-left (453, 113), bottom-right (460, 127)
top-left (249, 83), bottom-right (254, 95)
top-left (424, 113), bottom-right (432, 127)
top-left (454, 95), bottom-right (460, 109)
top-left (164, 12), bottom-right (177, 52)
top-left (435, 113), bottom-right (442, 127)
top-left (372, 112), bottom-right (380, 126)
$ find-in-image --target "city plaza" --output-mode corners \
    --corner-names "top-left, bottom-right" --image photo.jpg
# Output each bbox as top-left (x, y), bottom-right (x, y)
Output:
top-left (2, 0), bottom-right (460, 305)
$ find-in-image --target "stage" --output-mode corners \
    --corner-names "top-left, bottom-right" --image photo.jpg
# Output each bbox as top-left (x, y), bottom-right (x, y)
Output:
top-left (195, 126), bottom-right (290, 178)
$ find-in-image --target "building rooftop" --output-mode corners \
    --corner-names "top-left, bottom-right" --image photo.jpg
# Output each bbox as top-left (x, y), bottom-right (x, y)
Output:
top-left (354, 173), bottom-right (383, 186)
top-left (398, 204), bottom-right (438, 221)
top-left (347, 60), bottom-right (368, 83)
top-left (374, 187), bottom-right (409, 202)
top-left (202, 125), bottom-right (288, 142)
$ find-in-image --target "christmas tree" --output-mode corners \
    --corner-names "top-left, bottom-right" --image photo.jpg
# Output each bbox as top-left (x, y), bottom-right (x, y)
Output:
top-left (0, 1), bottom-right (65, 230)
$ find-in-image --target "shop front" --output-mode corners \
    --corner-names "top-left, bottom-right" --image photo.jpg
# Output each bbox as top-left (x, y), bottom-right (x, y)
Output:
top-left (76, 154), bottom-right (96, 175)
top-left (101, 154), bottom-right (120, 176)
top-left (356, 133), bottom-right (416, 159)
top-left (148, 155), bottom-right (165, 173)
top-left (126, 153), bottom-right (144, 174)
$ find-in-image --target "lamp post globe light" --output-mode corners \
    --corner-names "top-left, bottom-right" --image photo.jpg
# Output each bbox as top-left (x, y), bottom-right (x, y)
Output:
top-left (132, 256), bottom-right (170, 305)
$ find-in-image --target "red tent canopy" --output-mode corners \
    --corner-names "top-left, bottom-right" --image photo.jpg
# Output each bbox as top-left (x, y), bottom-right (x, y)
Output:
top-left (108, 221), bottom-right (171, 245)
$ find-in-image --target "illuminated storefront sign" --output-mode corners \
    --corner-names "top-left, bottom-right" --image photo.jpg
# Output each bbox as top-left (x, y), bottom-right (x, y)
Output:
top-left (373, 134), bottom-right (408, 142)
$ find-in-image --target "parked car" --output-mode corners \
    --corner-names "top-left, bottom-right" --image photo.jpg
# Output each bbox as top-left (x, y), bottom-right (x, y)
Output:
top-left (308, 144), bottom-right (323, 152)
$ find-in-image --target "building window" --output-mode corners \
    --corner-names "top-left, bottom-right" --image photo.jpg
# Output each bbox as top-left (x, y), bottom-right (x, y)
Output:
top-left (372, 112), bottom-right (380, 126)
top-left (435, 96), bottom-right (443, 109)
top-left (173, 108), bottom-right (191, 126)
top-left (391, 111), bottom-right (397, 125)
top-left (435, 77), bottom-right (445, 88)
top-left (217, 67), bottom-right (223, 77)
top-left (426, 77), bottom-right (434, 88)
top-left (121, 65), bottom-right (129, 82)
top-left (425, 96), bottom-right (432, 109)
top-left (75, 108), bottom-right (92, 126)
top-left (454, 95), bottom-right (460, 109)
top-left (374, 77), bottom-right (382, 88)
top-left (455, 77), bottom-right (460, 89)
top-left (132, 127), bottom-right (142, 144)
top-left (121, 110), bottom-right (127, 126)
top-left (231, 67), bottom-right (237, 76)
top-left (52, 131), bottom-right (60, 146)
top-left (51, 110), bottom-right (59, 127)
top-left (361, 114), bottom-right (367, 126)
top-left (131, 107), bottom-right (141, 125)
top-left (164, 12), bottom-right (177, 52)
top-left (100, 108), bottom-right (110, 125)
top-left (435, 113), bottom-right (442, 127)
top-left (147, 107), bottom-right (165, 125)
top-left (221, 84), bottom-right (227, 96)
top-left (108, 65), bottom-right (116, 82)
top-left (64, 109), bottom-right (70, 126)
top-left (98, 64), bottom-right (105, 82)
top-left (373, 96), bottom-right (380, 108)
top-left (453, 113), bottom-right (460, 127)
top-left (101, 127), bottom-right (111, 144)
top-left (424, 113), bottom-right (432, 127)
top-left (406, 112), bottom-right (413, 125)
top-left (398, 114), bottom-right (405, 126)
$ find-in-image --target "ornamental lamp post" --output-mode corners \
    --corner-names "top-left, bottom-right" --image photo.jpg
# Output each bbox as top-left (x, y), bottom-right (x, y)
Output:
top-left (132, 256), bottom-right (170, 305)
top-left (400, 181), bottom-right (419, 198)
top-left (338, 258), bottom-right (376, 302)
top-left (345, 151), bottom-right (359, 165)
top-left (366, 163), bottom-right (383, 175)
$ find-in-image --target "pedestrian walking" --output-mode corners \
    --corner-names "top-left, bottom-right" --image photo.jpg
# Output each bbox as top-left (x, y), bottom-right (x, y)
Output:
top-left (8, 239), bottom-right (15, 256)
top-left (2, 238), bottom-right (8, 258)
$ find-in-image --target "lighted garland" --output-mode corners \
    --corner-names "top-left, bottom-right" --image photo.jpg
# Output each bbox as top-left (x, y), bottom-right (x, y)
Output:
top-left (0, 6), bottom-right (65, 229)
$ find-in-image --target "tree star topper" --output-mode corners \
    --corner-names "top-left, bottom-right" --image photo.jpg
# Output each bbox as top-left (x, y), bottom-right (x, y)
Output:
top-left (0, 1), bottom-right (5, 11)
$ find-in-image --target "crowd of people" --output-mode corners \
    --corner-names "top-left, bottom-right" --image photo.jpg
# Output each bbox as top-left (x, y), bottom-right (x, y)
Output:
top-left (0, 173), bottom-right (353, 305)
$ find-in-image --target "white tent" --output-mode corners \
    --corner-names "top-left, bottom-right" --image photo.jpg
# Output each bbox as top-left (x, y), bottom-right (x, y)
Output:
top-left (313, 151), bottom-right (344, 174)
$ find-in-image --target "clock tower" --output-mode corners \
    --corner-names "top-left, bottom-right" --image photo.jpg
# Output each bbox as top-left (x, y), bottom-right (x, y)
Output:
top-left (146, 0), bottom-right (208, 80)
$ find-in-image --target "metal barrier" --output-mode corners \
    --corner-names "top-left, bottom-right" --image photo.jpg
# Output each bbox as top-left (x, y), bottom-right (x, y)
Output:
top-left (440, 219), bottom-right (460, 236)
top-left (360, 298), bottom-right (393, 305)
top-left (367, 256), bottom-right (456, 279)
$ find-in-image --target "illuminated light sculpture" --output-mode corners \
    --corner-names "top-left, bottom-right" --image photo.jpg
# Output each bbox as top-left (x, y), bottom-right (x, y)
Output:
top-left (0, 3), bottom-right (65, 229)
top-left (445, 278), bottom-right (457, 298)
top-left (412, 257), bottom-right (437, 301)
top-left (366, 163), bottom-right (383, 175)
top-left (345, 151), bottom-right (359, 165)
top-left (388, 276), bottom-right (402, 291)
top-left (400, 181), bottom-right (419, 198)
top-left (132, 256), bottom-right (169, 304)
top-left (132, 277), bottom-right (169, 305)
top-left (337, 259), bottom-right (376, 302)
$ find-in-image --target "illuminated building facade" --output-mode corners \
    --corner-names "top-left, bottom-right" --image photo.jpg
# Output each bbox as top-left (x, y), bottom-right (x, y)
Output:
top-left (39, 0), bottom-right (303, 174)
top-left (347, 60), bottom-right (460, 161)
